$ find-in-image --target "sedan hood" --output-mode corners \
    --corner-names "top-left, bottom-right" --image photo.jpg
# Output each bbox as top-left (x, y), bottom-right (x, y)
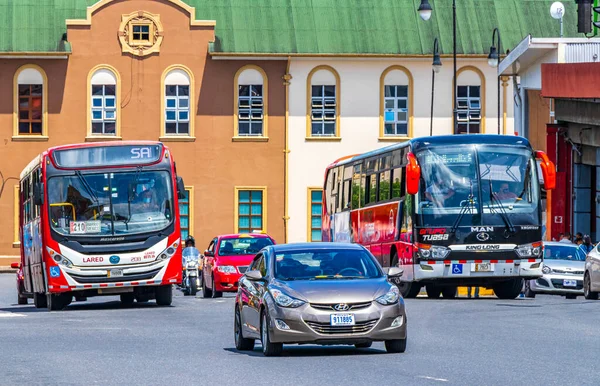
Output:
top-left (274, 278), bottom-right (392, 304)
top-left (544, 259), bottom-right (585, 271)
top-left (215, 255), bottom-right (253, 267)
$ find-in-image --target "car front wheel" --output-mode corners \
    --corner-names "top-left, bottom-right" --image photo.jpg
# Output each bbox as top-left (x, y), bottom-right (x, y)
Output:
top-left (385, 338), bottom-right (407, 353)
top-left (261, 311), bottom-right (283, 357)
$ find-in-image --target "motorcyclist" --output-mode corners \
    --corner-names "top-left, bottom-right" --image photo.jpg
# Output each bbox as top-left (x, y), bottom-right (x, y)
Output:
top-left (181, 236), bottom-right (200, 289)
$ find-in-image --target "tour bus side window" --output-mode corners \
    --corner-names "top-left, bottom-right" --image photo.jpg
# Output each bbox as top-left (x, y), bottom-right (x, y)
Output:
top-left (325, 168), bottom-right (334, 215)
top-left (379, 154), bottom-right (392, 202)
top-left (352, 163), bottom-right (362, 210)
top-left (365, 157), bottom-right (378, 205)
top-left (330, 169), bottom-right (338, 215)
top-left (391, 149), bottom-right (404, 199)
top-left (335, 166), bottom-right (343, 213)
top-left (23, 175), bottom-right (31, 224)
top-left (360, 161), bottom-right (366, 207)
top-left (33, 169), bottom-right (41, 219)
top-left (342, 165), bottom-right (352, 211)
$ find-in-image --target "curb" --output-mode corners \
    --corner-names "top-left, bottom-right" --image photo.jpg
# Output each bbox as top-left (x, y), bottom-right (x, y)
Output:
top-left (0, 267), bottom-right (16, 274)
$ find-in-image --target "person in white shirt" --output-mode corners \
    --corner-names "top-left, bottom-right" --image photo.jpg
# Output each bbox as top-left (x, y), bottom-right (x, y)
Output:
top-left (559, 232), bottom-right (573, 244)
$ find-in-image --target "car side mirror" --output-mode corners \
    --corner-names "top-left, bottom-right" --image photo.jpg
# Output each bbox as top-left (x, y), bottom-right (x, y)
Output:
top-left (10, 262), bottom-right (20, 269)
top-left (33, 183), bottom-right (43, 206)
top-left (176, 176), bottom-right (186, 200)
top-left (245, 270), bottom-right (263, 281)
top-left (388, 267), bottom-right (404, 278)
top-left (204, 250), bottom-right (214, 257)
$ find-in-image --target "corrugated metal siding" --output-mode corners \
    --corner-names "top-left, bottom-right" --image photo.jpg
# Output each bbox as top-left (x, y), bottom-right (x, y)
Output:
top-left (0, 0), bottom-right (587, 54)
top-left (565, 43), bottom-right (600, 63)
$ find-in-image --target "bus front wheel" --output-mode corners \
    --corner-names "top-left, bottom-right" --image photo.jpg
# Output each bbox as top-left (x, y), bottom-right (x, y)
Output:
top-left (493, 278), bottom-right (523, 299)
top-left (33, 293), bottom-right (47, 309)
top-left (155, 285), bottom-right (173, 306)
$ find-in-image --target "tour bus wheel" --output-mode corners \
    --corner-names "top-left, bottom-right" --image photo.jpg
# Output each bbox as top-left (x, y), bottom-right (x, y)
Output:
top-left (492, 278), bottom-right (522, 299)
top-left (391, 253), bottom-right (420, 298)
top-left (426, 285), bottom-right (442, 299)
top-left (120, 293), bottom-right (135, 306)
top-left (155, 285), bottom-right (173, 306)
top-left (34, 292), bottom-right (47, 309)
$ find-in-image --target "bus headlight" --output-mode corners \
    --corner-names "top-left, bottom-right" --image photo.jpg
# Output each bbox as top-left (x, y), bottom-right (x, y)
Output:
top-left (46, 247), bottom-right (73, 268)
top-left (417, 244), bottom-right (450, 260)
top-left (515, 242), bottom-right (543, 258)
top-left (156, 239), bottom-right (180, 261)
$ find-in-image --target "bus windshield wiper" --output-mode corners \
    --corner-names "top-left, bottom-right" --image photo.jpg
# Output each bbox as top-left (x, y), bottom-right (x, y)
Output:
top-left (124, 166), bottom-right (144, 229)
top-left (451, 179), bottom-right (475, 235)
top-left (74, 171), bottom-right (101, 212)
top-left (488, 178), bottom-right (516, 235)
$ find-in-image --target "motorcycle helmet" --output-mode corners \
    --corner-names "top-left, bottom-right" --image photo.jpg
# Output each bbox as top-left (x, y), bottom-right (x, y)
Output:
top-left (185, 235), bottom-right (195, 247)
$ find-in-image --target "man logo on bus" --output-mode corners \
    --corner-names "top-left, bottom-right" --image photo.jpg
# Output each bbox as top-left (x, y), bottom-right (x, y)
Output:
top-left (109, 255), bottom-right (120, 264)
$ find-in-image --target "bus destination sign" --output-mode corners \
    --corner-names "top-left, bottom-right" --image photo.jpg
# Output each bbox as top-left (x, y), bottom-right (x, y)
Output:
top-left (52, 144), bottom-right (163, 168)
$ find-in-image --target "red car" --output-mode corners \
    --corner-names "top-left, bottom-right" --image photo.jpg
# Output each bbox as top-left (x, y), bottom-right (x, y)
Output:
top-left (202, 233), bottom-right (275, 298)
top-left (11, 262), bottom-right (31, 305)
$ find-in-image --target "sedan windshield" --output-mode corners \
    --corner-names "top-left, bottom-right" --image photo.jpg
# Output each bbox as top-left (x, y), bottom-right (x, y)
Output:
top-left (219, 237), bottom-right (274, 256)
top-left (544, 245), bottom-right (584, 261)
top-left (274, 249), bottom-right (382, 280)
top-left (48, 170), bottom-right (173, 237)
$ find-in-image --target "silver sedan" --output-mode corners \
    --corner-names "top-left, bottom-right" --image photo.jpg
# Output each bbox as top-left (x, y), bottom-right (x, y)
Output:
top-left (524, 242), bottom-right (584, 299)
top-left (234, 243), bottom-right (407, 356)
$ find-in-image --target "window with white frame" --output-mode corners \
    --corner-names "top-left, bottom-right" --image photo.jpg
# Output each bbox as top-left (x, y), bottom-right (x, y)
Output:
top-left (164, 69), bottom-right (190, 135)
top-left (311, 85), bottom-right (336, 136)
top-left (383, 85), bottom-right (408, 136)
top-left (236, 67), bottom-right (266, 137)
top-left (456, 85), bottom-right (481, 134)
top-left (16, 67), bottom-right (45, 136)
top-left (90, 69), bottom-right (117, 135)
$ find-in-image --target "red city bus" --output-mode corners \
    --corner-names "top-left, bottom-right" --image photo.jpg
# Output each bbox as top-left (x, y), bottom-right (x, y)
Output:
top-left (18, 141), bottom-right (186, 310)
top-left (322, 135), bottom-right (555, 300)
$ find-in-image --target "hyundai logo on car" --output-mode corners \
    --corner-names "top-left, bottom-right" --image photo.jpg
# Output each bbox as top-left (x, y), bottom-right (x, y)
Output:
top-left (109, 255), bottom-right (120, 264)
top-left (333, 303), bottom-right (350, 311)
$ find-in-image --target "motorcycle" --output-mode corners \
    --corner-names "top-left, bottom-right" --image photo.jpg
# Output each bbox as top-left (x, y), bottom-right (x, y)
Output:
top-left (182, 247), bottom-right (201, 296)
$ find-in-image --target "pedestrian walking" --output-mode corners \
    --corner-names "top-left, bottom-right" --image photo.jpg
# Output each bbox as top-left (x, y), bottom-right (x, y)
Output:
top-left (577, 235), bottom-right (594, 260)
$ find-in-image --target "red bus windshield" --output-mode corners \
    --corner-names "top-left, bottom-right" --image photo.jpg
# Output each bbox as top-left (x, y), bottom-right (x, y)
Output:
top-left (48, 170), bottom-right (174, 237)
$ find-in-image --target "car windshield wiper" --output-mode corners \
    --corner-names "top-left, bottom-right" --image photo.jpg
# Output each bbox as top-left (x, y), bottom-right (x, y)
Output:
top-left (311, 275), bottom-right (365, 280)
top-left (277, 277), bottom-right (297, 281)
top-left (451, 178), bottom-right (475, 235)
top-left (487, 178), bottom-right (516, 236)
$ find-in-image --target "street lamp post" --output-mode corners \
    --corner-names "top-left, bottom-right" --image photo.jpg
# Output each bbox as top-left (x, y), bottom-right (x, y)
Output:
top-left (487, 27), bottom-right (502, 135)
top-left (431, 38), bottom-right (442, 136)
top-left (419, 0), bottom-right (457, 134)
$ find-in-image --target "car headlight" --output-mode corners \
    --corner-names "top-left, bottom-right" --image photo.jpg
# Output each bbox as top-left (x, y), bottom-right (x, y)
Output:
top-left (217, 265), bottom-right (237, 274)
top-left (515, 242), bottom-right (543, 258)
top-left (542, 265), bottom-right (552, 274)
top-left (155, 239), bottom-right (180, 261)
top-left (375, 286), bottom-right (400, 305)
top-left (417, 244), bottom-right (450, 260)
top-left (270, 289), bottom-right (305, 308)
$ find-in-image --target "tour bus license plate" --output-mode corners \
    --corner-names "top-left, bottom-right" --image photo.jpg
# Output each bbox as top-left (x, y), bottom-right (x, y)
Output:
top-left (473, 263), bottom-right (493, 272)
top-left (108, 269), bottom-right (123, 278)
top-left (330, 313), bottom-right (355, 326)
top-left (563, 279), bottom-right (577, 287)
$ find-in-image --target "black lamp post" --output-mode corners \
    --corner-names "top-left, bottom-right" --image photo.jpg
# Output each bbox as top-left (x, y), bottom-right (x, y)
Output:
top-left (430, 38), bottom-right (442, 136)
top-left (419, 0), bottom-right (457, 134)
top-left (488, 27), bottom-right (502, 135)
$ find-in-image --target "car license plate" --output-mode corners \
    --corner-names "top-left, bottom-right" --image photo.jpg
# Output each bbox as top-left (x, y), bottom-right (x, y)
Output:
top-left (472, 263), bottom-right (493, 272)
top-left (107, 269), bottom-right (123, 278)
top-left (330, 313), bottom-right (355, 326)
top-left (563, 279), bottom-right (577, 287)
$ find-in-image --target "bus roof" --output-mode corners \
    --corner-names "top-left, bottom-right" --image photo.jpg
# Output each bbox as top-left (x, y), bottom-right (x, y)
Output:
top-left (327, 134), bottom-right (532, 169)
top-left (20, 141), bottom-right (167, 179)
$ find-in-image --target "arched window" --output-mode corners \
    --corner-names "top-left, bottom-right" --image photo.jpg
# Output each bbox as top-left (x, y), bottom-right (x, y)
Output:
top-left (306, 65), bottom-right (340, 139)
top-left (380, 66), bottom-right (414, 139)
top-left (88, 65), bottom-right (120, 137)
top-left (456, 66), bottom-right (486, 134)
top-left (161, 65), bottom-right (194, 139)
top-left (234, 65), bottom-right (268, 140)
top-left (14, 65), bottom-right (48, 138)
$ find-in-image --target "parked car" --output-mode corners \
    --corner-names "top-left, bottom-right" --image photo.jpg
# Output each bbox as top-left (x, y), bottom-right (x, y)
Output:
top-left (524, 242), bottom-right (584, 299)
top-left (11, 262), bottom-right (31, 305)
top-left (202, 233), bottom-right (275, 298)
top-left (584, 242), bottom-right (600, 300)
top-left (234, 242), bottom-right (407, 356)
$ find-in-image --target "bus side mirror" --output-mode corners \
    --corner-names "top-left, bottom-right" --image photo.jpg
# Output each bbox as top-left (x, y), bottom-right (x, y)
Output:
top-left (33, 183), bottom-right (43, 206)
top-left (535, 151), bottom-right (556, 190)
top-left (176, 176), bottom-right (186, 199)
top-left (406, 152), bottom-right (420, 195)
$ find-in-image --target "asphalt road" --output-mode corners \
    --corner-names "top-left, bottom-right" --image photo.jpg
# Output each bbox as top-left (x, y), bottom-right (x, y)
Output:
top-left (0, 274), bottom-right (598, 386)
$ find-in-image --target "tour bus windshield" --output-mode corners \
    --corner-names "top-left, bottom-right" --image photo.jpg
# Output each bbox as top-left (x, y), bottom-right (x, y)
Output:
top-left (415, 145), bottom-right (540, 227)
top-left (48, 170), bottom-right (174, 237)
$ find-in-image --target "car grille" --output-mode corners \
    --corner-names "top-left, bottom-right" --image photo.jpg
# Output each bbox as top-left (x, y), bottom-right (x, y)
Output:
top-left (310, 301), bottom-right (372, 311)
top-left (550, 279), bottom-right (583, 290)
top-left (238, 266), bottom-right (249, 274)
top-left (551, 269), bottom-right (584, 275)
top-left (305, 319), bottom-right (378, 335)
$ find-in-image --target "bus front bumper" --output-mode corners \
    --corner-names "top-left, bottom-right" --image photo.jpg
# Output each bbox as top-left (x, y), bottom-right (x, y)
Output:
top-left (413, 259), bottom-right (542, 281)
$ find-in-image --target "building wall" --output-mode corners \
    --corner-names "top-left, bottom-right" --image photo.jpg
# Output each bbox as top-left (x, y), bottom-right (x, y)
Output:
top-left (0, 0), bottom-right (286, 258)
top-left (287, 58), bottom-right (514, 243)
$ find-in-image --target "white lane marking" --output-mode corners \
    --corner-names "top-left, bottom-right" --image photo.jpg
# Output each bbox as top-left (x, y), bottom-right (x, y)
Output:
top-left (417, 376), bottom-right (449, 382)
top-left (0, 312), bottom-right (26, 318)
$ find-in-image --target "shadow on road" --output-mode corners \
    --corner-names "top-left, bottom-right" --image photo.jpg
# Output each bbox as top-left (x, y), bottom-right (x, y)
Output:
top-left (224, 346), bottom-right (386, 357)
top-left (1, 301), bottom-right (170, 313)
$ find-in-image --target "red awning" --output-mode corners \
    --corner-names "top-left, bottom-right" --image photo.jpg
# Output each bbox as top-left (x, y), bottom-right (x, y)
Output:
top-left (541, 62), bottom-right (600, 99)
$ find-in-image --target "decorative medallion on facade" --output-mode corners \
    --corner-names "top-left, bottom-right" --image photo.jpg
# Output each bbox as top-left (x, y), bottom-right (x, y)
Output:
top-left (118, 11), bottom-right (164, 57)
